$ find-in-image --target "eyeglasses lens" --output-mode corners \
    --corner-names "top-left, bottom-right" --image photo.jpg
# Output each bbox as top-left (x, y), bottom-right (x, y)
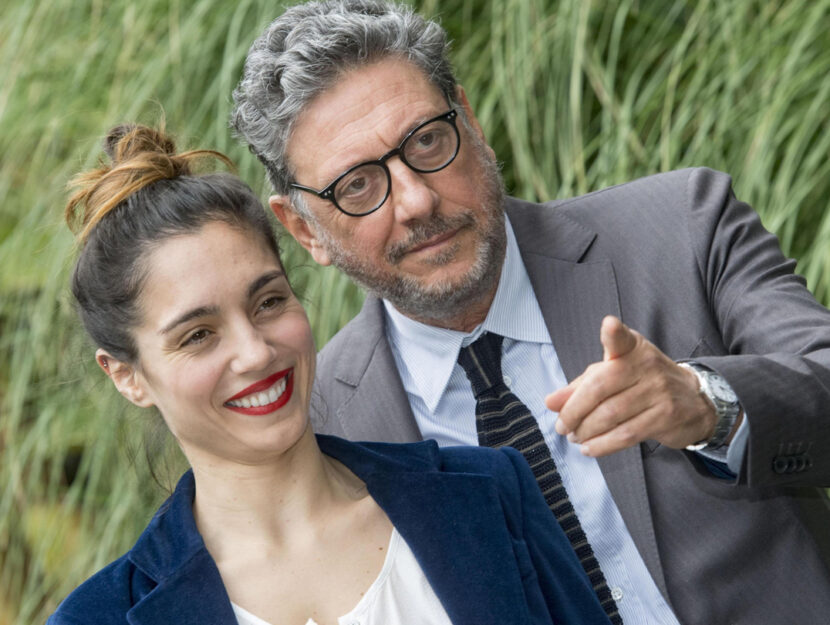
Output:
top-left (403, 120), bottom-right (458, 172)
top-left (334, 118), bottom-right (459, 215)
top-left (334, 163), bottom-right (389, 216)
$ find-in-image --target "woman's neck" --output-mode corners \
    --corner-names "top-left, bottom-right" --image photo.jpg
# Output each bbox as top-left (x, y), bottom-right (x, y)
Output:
top-left (188, 428), bottom-right (367, 556)
top-left (188, 428), bottom-right (393, 624)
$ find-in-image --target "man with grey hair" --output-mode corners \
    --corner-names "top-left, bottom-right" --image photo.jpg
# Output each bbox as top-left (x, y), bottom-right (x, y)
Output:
top-left (231, 1), bottom-right (830, 623)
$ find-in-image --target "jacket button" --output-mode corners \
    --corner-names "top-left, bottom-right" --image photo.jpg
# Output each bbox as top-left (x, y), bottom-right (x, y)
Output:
top-left (773, 456), bottom-right (789, 474)
top-left (795, 453), bottom-right (812, 472)
top-left (787, 457), bottom-right (799, 473)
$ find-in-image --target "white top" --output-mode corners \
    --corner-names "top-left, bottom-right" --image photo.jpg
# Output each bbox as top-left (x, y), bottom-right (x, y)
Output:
top-left (383, 216), bottom-right (681, 625)
top-left (231, 528), bottom-right (452, 625)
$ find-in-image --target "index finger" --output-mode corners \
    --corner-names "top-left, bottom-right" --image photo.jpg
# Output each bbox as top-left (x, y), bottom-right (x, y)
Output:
top-left (554, 359), bottom-right (636, 436)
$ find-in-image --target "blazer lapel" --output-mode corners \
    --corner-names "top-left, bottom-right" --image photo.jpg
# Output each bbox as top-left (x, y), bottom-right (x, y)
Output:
top-left (126, 472), bottom-right (237, 625)
top-left (319, 436), bottom-right (532, 625)
top-left (507, 198), bottom-right (671, 601)
top-left (326, 297), bottom-right (422, 443)
top-left (127, 551), bottom-right (235, 625)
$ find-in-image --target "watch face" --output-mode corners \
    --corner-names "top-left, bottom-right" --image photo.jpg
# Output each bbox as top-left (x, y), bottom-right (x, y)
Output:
top-left (709, 374), bottom-right (738, 403)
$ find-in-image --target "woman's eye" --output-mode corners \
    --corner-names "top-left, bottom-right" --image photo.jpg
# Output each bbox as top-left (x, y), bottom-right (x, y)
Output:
top-left (258, 296), bottom-right (284, 312)
top-left (182, 329), bottom-right (211, 346)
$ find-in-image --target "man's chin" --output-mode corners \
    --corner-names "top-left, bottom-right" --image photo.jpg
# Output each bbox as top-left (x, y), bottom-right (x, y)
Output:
top-left (373, 263), bottom-right (501, 325)
top-left (327, 223), bottom-right (505, 325)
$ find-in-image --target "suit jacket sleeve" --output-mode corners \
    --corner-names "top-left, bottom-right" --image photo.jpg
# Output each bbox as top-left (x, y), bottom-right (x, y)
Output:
top-left (496, 446), bottom-right (610, 625)
top-left (680, 168), bottom-right (830, 487)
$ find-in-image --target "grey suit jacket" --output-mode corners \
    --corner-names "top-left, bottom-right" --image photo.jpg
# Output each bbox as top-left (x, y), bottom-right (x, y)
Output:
top-left (312, 167), bottom-right (830, 624)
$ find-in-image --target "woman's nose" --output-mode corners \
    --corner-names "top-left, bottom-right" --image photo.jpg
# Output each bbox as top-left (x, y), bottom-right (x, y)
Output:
top-left (229, 323), bottom-right (276, 375)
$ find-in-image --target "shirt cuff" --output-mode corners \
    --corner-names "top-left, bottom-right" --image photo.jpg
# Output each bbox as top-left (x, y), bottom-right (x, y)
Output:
top-left (695, 414), bottom-right (750, 475)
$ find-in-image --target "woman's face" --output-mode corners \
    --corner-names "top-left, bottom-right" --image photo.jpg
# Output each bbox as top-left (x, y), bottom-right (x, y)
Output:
top-left (117, 220), bottom-right (316, 467)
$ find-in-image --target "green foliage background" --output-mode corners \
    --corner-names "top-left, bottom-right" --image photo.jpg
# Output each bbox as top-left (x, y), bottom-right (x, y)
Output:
top-left (1, 0), bottom-right (829, 622)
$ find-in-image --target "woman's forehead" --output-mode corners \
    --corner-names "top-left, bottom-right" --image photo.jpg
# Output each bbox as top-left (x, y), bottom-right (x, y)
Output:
top-left (138, 222), bottom-right (283, 325)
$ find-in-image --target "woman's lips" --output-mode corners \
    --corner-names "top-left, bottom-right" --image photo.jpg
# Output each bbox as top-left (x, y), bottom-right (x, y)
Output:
top-left (224, 368), bottom-right (293, 415)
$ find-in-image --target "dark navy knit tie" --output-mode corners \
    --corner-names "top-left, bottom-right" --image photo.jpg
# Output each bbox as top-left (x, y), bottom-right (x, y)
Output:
top-left (457, 331), bottom-right (622, 624)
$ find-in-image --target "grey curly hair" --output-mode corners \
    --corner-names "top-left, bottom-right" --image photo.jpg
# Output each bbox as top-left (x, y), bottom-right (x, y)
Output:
top-left (230, 0), bottom-right (458, 217)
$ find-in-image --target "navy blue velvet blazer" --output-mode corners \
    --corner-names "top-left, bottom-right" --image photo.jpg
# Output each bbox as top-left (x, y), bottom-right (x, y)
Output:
top-left (48, 435), bottom-right (609, 625)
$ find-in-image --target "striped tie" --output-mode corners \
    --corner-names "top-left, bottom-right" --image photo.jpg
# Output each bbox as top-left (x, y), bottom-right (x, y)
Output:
top-left (457, 331), bottom-right (622, 624)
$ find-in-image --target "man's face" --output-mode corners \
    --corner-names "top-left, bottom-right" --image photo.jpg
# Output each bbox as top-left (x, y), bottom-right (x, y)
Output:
top-left (276, 58), bottom-right (506, 329)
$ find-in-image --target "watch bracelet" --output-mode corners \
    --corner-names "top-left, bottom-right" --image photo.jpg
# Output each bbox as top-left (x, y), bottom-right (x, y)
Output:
top-left (678, 362), bottom-right (739, 451)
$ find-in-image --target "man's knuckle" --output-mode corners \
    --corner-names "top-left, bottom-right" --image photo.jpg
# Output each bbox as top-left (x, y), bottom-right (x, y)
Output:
top-left (599, 403), bottom-right (620, 427)
top-left (653, 375), bottom-right (670, 395)
top-left (592, 377), bottom-right (608, 398)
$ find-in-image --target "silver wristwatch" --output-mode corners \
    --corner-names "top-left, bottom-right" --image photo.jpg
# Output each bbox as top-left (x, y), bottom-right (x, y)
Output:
top-left (677, 362), bottom-right (741, 451)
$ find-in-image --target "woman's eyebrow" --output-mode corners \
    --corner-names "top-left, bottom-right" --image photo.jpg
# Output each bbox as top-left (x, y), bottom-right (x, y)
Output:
top-left (158, 271), bottom-right (285, 336)
top-left (159, 305), bottom-right (220, 335)
top-left (247, 270), bottom-right (285, 299)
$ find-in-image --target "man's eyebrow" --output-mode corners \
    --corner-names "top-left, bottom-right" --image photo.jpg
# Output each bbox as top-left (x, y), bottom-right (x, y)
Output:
top-left (247, 270), bottom-right (285, 299)
top-left (323, 111), bottom-right (443, 181)
top-left (402, 112), bottom-right (434, 135)
top-left (160, 305), bottom-right (220, 335)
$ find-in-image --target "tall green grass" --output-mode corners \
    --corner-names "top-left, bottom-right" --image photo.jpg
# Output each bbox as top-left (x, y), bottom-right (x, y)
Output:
top-left (1, 1), bottom-right (828, 622)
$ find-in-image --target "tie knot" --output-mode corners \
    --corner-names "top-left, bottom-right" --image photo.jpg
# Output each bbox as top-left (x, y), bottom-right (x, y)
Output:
top-left (457, 332), bottom-right (505, 397)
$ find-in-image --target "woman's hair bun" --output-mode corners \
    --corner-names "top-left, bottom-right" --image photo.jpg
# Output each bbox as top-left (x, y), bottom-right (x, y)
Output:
top-left (104, 124), bottom-right (189, 174)
top-left (65, 123), bottom-right (233, 244)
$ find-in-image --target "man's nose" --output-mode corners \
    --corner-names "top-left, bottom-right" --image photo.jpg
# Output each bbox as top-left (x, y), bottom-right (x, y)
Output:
top-left (387, 158), bottom-right (439, 224)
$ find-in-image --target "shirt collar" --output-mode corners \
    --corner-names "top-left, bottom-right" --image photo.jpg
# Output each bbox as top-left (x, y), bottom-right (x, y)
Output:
top-left (384, 215), bottom-right (550, 413)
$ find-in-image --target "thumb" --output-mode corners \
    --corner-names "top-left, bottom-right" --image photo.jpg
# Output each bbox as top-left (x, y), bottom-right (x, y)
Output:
top-left (601, 315), bottom-right (637, 361)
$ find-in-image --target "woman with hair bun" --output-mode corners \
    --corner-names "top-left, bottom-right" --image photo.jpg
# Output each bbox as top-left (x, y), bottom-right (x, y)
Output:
top-left (48, 124), bottom-right (609, 625)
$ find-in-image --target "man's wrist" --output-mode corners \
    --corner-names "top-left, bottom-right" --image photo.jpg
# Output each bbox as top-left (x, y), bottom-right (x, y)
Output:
top-left (678, 362), bottom-right (741, 451)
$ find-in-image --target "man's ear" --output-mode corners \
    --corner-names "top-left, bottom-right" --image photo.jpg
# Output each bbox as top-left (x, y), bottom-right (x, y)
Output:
top-left (454, 85), bottom-right (497, 161)
top-left (269, 195), bottom-right (332, 267)
top-left (96, 349), bottom-right (154, 408)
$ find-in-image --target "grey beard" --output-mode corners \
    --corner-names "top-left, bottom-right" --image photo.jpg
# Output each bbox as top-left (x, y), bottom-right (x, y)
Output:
top-left (390, 241), bottom-right (505, 324)
top-left (315, 139), bottom-right (507, 324)
top-left (354, 214), bottom-right (505, 323)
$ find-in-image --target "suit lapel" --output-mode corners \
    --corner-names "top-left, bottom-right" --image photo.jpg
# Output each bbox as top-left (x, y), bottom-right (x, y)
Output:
top-left (319, 436), bottom-right (532, 625)
top-left (508, 199), bottom-right (670, 600)
top-left (524, 254), bottom-right (618, 382)
top-left (328, 297), bottom-right (422, 442)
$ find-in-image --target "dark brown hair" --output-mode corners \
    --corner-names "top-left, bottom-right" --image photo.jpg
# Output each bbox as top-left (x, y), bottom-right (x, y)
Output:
top-left (66, 124), bottom-right (281, 363)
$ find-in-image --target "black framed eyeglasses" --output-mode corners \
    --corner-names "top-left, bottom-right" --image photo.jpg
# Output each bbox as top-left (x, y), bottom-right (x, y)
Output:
top-left (290, 109), bottom-right (460, 217)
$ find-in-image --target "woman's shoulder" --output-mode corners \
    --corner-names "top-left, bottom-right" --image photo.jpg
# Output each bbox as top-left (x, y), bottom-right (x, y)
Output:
top-left (436, 442), bottom-right (525, 475)
top-left (47, 472), bottom-right (196, 624)
top-left (47, 554), bottom-right (148, 625)
top-left (436, 445), bottom-right (528, 504)
top-left (317, 434), bottom-right (526, 494)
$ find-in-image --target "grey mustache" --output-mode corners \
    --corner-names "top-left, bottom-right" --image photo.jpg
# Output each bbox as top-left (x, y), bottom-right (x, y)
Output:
top-left (386, 213), bottom-right (475, 264)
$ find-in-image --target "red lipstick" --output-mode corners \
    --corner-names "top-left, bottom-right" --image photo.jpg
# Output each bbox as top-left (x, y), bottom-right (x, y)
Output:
top-left (224, 368), bottom-right (293, 416)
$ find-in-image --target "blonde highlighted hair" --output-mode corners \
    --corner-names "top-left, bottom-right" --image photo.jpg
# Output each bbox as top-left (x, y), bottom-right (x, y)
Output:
top-left (65, 124), bottom-right (234, 244)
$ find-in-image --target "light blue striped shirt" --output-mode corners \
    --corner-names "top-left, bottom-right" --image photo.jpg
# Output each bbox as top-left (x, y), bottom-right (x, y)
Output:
top-left (384, 217), bottom-right (681, 625)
